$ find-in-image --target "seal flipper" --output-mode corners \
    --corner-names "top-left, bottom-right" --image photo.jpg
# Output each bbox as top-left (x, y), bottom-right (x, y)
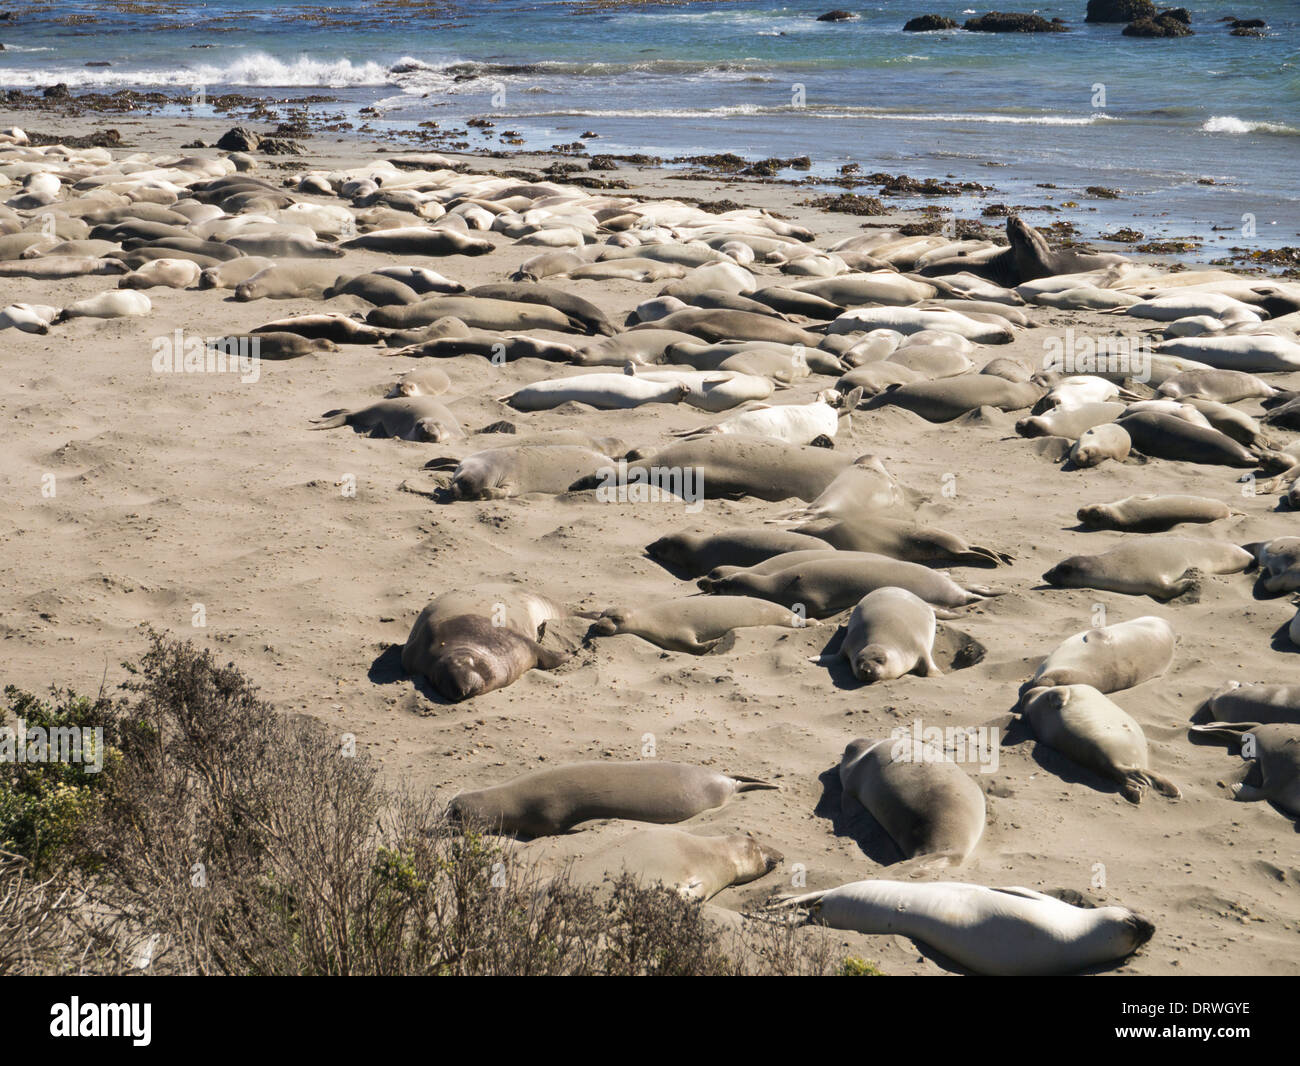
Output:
top-left (309, 412), bottom-right (350, 430)
top-left (531, 643), bottom-right (571, 671)
top-left (1124, 768), bottom-right (1181, 802)
top-left (730, 774), bottom-right (779, 793)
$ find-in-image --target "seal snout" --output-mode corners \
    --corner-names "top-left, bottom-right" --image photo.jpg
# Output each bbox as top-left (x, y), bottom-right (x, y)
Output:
top-left (1126, 912), bottom-right (1156, 948)
top-left (434, 653), bottom-right (488, 702)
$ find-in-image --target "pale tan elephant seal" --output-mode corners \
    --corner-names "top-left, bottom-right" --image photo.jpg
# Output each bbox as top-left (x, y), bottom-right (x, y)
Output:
top-left (449, 761), bottom-right (777, 837)
top-left (310, 396), bottom-right (463, 442)
top-left (1043, 538), bottom-right (1252, 600)
top-left (1069, 423), bottom-right (1131, 468)
top-left (1019, 685), bottom-right (1180, 803)
top-left (837, 735), bottom-right (986, 868)
top-left (522, 822), bottom-right (782, 900)
top-left (589, 596), bottom-right (815, 653)
top-left (816, 587), bottom-right (940, 683)
top-left (1076, 495), bottom-right (1237, 533)
top-left (1030, 616), bottom-right (1175, 694)
top-left (768, 880), bottom-right (1154, 976)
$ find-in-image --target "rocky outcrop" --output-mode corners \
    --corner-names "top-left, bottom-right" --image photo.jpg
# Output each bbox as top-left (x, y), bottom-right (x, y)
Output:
top-left (904, 14), bottom-right (959, 30)
top-left (963, 11), bottom-right (1069, 32)
top-left (1123, 10), bottom-right (1193, 36)
top-left (1085, 0), bottom-right (1155, 22)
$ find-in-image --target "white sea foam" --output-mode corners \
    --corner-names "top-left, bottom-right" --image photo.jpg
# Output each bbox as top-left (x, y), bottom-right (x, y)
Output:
top-left (1202, 115), bottom-right (1297, 135)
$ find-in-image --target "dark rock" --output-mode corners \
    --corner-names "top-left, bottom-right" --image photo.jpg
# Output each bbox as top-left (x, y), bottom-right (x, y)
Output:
top-left (1231, 26), bottom-right (1265, 36)
top-left (1160, 7), bottom-right (1190, 23)
top-left (1230, 17), bottom-right (1266, 28)
top-left (963, 12), bottom-right (1069, 32)
top-left (85, 61), bottom-right (110, 67)
top-left (588, 154), bottom-right (617, 171)
top-left (43, 83), bottom-right (70, 99)
top-left (1123, 13), bottom-right (1193, 36)
top-left (904, 14), bottom-right (959, 31)
top-left (258, 137), bottom-right (306, 155)
top-left (215, 126), bottom-right (260, 152)
top-left (816, 10), bottom-right (857, 21)
top-left (1085, 0), bottom-right (1154, 21)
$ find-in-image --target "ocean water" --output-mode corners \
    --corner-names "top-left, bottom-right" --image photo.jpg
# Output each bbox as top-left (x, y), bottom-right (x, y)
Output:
top-left (1, 1), bottom-right (1296, 257)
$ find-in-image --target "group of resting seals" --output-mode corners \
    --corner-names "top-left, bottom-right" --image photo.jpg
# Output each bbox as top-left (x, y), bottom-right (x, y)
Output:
top-left (9, 127), bottom-right (1300, 975)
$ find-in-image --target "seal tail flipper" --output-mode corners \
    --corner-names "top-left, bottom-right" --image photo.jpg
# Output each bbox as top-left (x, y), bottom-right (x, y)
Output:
top-left (1189, 721), bottom-right (1261, 742)
top-left (933, 607), bottom-right (962, 620)
top-left (308, 413), bottom-right (349, 430)
top-left (763, 890), bottom-right (825, 912)
top-left (531, 644), bottom-right (571, 671)
top-left (1228, 781), bottom-right (1266, 802)
top-left (915, 653), bottom-right (942, 678)
top-left (1130, 769), bottom-right (1181, 801)
top-left (963, 584), bottom-right (1007, 598)
top-left (890, 850), bottom-right (965, 877)
top-left (730, 775), bottom-right (780, 792)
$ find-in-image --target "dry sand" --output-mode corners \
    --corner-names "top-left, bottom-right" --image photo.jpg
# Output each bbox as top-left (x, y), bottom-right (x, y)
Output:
top-left (2, 113), bottom-right (1297, 976)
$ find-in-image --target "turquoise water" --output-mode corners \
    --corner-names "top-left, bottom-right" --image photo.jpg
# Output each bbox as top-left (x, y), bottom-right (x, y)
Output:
top-left (1, 1), bottom-right (1296, 254)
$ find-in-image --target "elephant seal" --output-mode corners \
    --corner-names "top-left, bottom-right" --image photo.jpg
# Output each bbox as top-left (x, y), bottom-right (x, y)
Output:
top-left (837, 736), bottom-right (986, 867)
top-left (234, 261), bottom-right (345, 301)
top-left (197, 256), bottom-right (274, 290)
top-left (639, 308), bottom-right (818, 347)
top-left (1246, 537), bottom-right (1300, 593)
top-left (821, 588), bottom-right (940, 683)
top-left (1077, 494), bottom-right (1237, 533)
top-left (465, 282), bottom-right (618, 336)
top-left (646, 528), bottom-right (829, 577)
top-left (310, 397), bottom-right (463, 442)
top-left (388, 367), bottom-right (451, 397)
top-left (117, 257), bottom-right (202, 289)
top-left (700, 553), bottom-right (1002, 617)
top-left (58, 290), bottom-right (151, 320)
top-left (1044, 538), bottom-right (1251, 600)
top-left (214, 332), bottom-right (335, 360)
top-left (433, 445), bottom-right (612, 499)
top-left (1016, 402), bottom-right (1124, 441)
top-left (1019, 685), bottom-right (1180, 803)
top-left (369, 295), bottom-right (583, 333)
top-left (777, 454), bottom-right (911, 522)
top-left (1203, 682), bottom-right (1300, 726)
top-left (500, 373), bottom-right (689, 411)
top-left (1158, 369), bottom-right (1278, 404)
top-left (769, 880), bottom-right (1153, 976)
top-left (577, 436), bottom-right (853, 503)
top-left (340, 226), bottom-right (493, 256)
top-left (401, 585), bottom-right (571, 702)
top-left (327, 272), bottom-right (421, 306)
top-left (589, 596), bottom-right (814, 653)
top-left (1069, 423), bottom-right (1132, 468)
top-left (1030, 616), bottom-right (1175, 694)
top-left (523, 823), bottom-right (782, 900)
top-left (921, 216), bottom-right (1126, 287)
top-left (1116, 410), bottom-right (1260, 467)
top-left (1157, 334), bottom-right (1300, 373)
top-left (677, 392), bottom-right (853, 446)
top-left (0, 302), bottom-right (59, 334)
top-left (795, 515), bottom-right (1012, 569)
top-left (253, 313), bottom-right (387, 345)
top-left (868, 376), bottom-right (1042, 422)
top-left (574, 329), bottom-right (700, 366)
top-left (1188, 722), bottom-right (1300, 818)
top-left (449, 761), bottom-right (777, 837)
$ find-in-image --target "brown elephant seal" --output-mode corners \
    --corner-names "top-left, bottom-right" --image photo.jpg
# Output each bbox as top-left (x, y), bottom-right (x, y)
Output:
top-left (795, 515), bottom-right (1012, 569)
top-left (233, 261), bottom-right (346, 301)
top-left (1117, 409), bottom-right (1261, 467)
top-left (1016, 402), bottom-right (1124, 441)
top-left (777, 454), bottom-right (913, 522)
top-left (214, 332), bottom-right (336, 360)
top-left (769, 880), bottom-right (1153, 976)
top-left (310, 396), bottom-right (463, 442)
top-left (920, 216), bottom-right (1125, 287)
top-left (1077, 494), bottom-right (1237, 533)
top-left (1019, 685), bottom-right (1180, 803)
top-left (340, 226), bottom-right (493, 256)
top-left (522, 823), bottom-right (782, 900)
top-left (401, 585), bottom-right (571, 703)
top-left (1030, 616), bottom-right (1175, 694)
top-left (431, 445), bottom-right (612, 499)
top-left (590, 596), bottom-right (814, 654)
top-left (646, 528), bottom-right (829, 577)
top-left (465, 282), bottom-right (618, 337)
top-left (868, 376), bottom-right (1043, 422)
top-left (574, 436), bottom-right (853, 503)
top-left (838, 735), bottom-right (986, 867)
top-left (449, 761), bottom-right (777, 837)
top-left (819, 587), bottom-right (940, 683)
top-left (638, 307), bottom-right (818, 347)
top-left (700, 553), bottom-right (1002, 617)
top-left (1188, 722), bottom-right (1300, 818)
top-left (369, 295), bottom-right (583, 333)
top-left (1069, 423), bottom-right (1132, 468)
top-left (1203, 682), bottom-right (1300, 726)
top-left (1043, 538), bottom-right (1252, 600)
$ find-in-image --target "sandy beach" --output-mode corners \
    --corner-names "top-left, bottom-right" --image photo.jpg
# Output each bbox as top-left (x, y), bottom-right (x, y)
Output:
top-left (2, 108), bottom-right (1299, 978)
